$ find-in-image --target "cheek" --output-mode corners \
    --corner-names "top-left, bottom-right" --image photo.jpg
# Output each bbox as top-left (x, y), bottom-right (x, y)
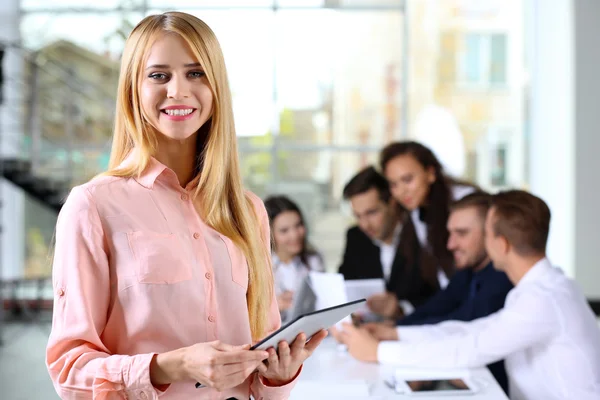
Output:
top-left (198, 84), bottom-right (214, 112)
top-left (140, 84), bottom-right (160, 117)
top-left (390, 185), bottom-right (402, 199)
top-left (297, 226), bottom-right (306, 240)
top-left (415, 177), bottom-right (429, 195)
top-left (273, 232), bottom-right (286, 247)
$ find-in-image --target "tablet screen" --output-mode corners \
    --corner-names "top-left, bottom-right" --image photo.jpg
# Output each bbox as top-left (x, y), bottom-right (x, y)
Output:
top-left (406, 379), bottom-right (471, 392)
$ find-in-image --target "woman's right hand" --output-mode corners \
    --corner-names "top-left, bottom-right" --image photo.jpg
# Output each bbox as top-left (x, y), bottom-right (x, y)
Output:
top-left (151, 341), bottom-right (269, 391)
top-left (277, 291), bottom-right (294, 311)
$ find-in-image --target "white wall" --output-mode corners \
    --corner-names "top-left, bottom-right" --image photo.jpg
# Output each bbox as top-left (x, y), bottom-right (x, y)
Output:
top-left (528, 0), bottom-right (575, 277)
top-left (573, 0), bottom-right (600, 298)
top-left (529, 0), bottom-right (600, 299)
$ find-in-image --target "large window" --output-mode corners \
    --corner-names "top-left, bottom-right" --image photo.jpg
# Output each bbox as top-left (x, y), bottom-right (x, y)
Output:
top-left (461, 33), bottom-right (508, 86)
top-left (18, 0), bottom-right (528, 272)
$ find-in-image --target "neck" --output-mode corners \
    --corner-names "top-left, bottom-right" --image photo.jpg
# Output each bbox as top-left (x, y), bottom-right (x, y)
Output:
top-left (154, 134), bottom-right (198, 187)
top-left (276, 250), bottom-right (295, 264)
top-left (505, 254), bottom-right (546, 285)
top-left (381, 219), bottom-right (401, 245)
top-left (472, 256), bottom-right (491, 272)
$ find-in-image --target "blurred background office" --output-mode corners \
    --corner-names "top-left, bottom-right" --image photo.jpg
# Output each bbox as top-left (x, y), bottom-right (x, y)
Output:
top-left (1, 0), bottom-right (599, 399)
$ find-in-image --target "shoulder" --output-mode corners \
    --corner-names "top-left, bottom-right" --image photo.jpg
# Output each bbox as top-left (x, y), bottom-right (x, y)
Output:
top-left (244, 189), bottom-right (267, 218)
top-left (508, 280), bottom-right (557, 318)
top-left (60, 176), bottom-right (119, 213)
top-left (67, 175), bottom-right (131, 204)
top-left (59, 175), bottom-right (135, 224)
top-left (445, 268), bottom-right (471, 290)
top-left (307, 253), bottom-right (325, 271)
top-left (347, 225), bottom-right (366, 240)
top-left (488, 269), bottom-right (514, 291)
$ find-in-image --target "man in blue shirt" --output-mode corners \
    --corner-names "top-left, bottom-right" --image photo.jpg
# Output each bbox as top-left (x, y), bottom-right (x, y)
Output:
top-left (397, 192), bottom-right (513, 327)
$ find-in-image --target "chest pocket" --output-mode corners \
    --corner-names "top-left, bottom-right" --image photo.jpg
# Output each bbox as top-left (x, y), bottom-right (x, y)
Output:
top-left (127, 231), bottom-right (192, 284)
top-left (219, 235), bottom-right (249, 290)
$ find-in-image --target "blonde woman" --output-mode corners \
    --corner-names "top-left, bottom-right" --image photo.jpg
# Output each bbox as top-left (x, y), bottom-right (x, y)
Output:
top-left (45, 12), bottom-right (326, 400)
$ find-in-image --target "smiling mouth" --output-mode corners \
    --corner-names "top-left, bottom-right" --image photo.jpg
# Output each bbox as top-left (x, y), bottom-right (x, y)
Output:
top-left (161, 108), bottom-right (196, 116)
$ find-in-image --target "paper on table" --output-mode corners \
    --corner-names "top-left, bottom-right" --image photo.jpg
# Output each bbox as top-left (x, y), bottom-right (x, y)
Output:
top-left (344, 278), bottom-right (385, 315)
top-left (308, 271), bottom-right (351, 326)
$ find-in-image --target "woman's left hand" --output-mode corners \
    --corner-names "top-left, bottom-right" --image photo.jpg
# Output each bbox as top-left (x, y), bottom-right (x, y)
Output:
top-left (256, 329), bottom-right (328, 386)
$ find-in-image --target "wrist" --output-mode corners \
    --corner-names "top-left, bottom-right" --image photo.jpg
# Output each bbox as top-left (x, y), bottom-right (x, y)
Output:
top-left (150, 348), bottom-right (186, 386)
top-left (261, 365), bottom-right (302, 387)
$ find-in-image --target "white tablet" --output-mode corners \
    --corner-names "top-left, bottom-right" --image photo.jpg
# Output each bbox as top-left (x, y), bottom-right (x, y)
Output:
top-left (251, 298), bottom-right (366, 350)
top-left (388, 377), bottom-right (479, 396)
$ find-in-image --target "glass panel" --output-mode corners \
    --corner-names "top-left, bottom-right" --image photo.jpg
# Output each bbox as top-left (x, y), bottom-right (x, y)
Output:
top-left (148, 0), bottom-right (273, 8)
top-left (239, 149), bottom-right (274, 200)
top-left (22, 0), bottom-right (126, 10)
top-left (276, 0), bottom-right (324, 7)
top-left (180, 10), bottom-right (275, 137)
top-left (407, 0), bottom-right (527, 190)
top-left (275, 10), bottom-right (405, 146)
top-left (490, 33), bottom-right (507, 85)
top-left (465, 33), bottom-right (482, 84)
top-left (24, 195), bottom-right (58, 278)
top-left (21, 12), bottom-right (142, 54)
top-left (266, 150), bottom-right (378, 270)
top-left (277, 0), bottom-right (403, 8)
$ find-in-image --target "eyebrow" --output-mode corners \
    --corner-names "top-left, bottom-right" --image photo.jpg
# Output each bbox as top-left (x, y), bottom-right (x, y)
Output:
top-left (145, 62), bottom-right (202, 70)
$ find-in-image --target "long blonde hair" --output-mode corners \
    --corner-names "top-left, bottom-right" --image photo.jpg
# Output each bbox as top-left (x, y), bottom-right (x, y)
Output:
top-left (105, 12), bottom-right (273, 340)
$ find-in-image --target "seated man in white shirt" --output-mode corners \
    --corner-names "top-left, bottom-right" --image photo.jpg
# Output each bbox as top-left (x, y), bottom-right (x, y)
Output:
top-left (335, 190), bottom-right (600, 400)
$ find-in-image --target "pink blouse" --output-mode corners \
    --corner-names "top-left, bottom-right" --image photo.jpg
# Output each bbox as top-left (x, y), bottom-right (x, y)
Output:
top-left (46, 156), bottom-right (297, 399)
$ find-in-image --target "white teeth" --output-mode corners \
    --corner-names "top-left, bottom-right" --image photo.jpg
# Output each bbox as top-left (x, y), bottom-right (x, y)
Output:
top-left (164, 109), bottom-right (194, 116)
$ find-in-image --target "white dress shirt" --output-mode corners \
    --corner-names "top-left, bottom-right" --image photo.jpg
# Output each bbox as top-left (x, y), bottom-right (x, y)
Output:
top-left (273, 253), bottom-right (325, 294)
top-left (410, 184), bottom-right (474, 289)
top-left (377, 258), bottom-right (600, 400)
top-left (372, 223), bottom-right (402, 282)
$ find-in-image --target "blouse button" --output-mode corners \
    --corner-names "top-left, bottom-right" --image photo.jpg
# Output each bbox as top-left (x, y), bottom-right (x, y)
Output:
top-left (205, 272), bottom-right (212, 280)
top-left (208, 315), bottom-right (215, 323)
top-left (193, 232), bottom-right (200, 239)
top-left (181, 193), bottom-right (189, 201)
top-left (56, 288), bottom-right (65, 297)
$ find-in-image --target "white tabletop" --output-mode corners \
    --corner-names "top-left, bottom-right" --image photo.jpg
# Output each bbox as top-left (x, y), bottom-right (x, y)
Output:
top-left (292, 337), bottom-right (509, 399)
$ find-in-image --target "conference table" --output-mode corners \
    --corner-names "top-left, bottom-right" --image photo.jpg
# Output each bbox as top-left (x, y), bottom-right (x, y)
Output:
top-left (291, 337), bottom-right (509, 399)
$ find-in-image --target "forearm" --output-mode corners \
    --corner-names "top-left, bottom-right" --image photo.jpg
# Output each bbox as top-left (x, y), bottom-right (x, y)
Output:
top-left (150, 347), bottom-right (187, 386)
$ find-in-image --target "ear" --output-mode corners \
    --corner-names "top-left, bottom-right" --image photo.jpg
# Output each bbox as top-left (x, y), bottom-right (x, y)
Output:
top-left (427, 166), bottom-right (436, 184)
top-left (499, 235), bottom-right (511, 255)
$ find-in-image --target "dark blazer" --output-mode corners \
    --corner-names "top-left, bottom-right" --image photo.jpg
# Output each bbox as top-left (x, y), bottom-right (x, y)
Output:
top-left (398, 261), bottom-right (514, 394)
top-left (337, 225), bottom-right (439, 308)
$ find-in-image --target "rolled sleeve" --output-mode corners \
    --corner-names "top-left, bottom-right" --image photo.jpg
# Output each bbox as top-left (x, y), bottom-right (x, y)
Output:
top-left (252, 365), bottom-right (303, 400)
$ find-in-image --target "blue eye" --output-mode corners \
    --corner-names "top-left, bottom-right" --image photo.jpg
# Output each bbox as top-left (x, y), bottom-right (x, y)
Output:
top-left (189, 71), bottom-right (205, 78)
top-left (149, 73), bottom-right (167, 80)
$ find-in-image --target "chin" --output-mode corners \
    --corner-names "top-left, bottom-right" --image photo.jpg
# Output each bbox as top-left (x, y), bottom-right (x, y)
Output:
top-left (160, 128), bottom-right (200, 141)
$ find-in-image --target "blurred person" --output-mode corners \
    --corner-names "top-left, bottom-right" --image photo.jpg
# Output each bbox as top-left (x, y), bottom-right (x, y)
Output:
top-left (345, 191), bottom-right (513, 393)
top-left (338, 166), bottom-right (414, 315)
top-left (264, 195), bottom-right (325, 318)
top-left (367, 141), bottom-right (476, 319)
top-left (336, 190), bottom-right (600, 400)
top-left (45, 12), bottom-right (326, 400)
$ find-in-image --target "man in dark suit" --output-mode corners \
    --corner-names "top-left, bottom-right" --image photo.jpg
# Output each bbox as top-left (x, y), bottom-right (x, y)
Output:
top-left (338, 166), bottom-right (410, 315)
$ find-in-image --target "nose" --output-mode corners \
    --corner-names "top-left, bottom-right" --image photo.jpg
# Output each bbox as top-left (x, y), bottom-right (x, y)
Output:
top-left (447, 235), bottom-right (456, 251)
top-left (167, 74), bottom-right (191, 99)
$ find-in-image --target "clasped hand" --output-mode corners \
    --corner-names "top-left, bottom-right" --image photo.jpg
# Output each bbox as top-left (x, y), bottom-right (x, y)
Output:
top-left (185, 329), bottom-right (328, 390)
